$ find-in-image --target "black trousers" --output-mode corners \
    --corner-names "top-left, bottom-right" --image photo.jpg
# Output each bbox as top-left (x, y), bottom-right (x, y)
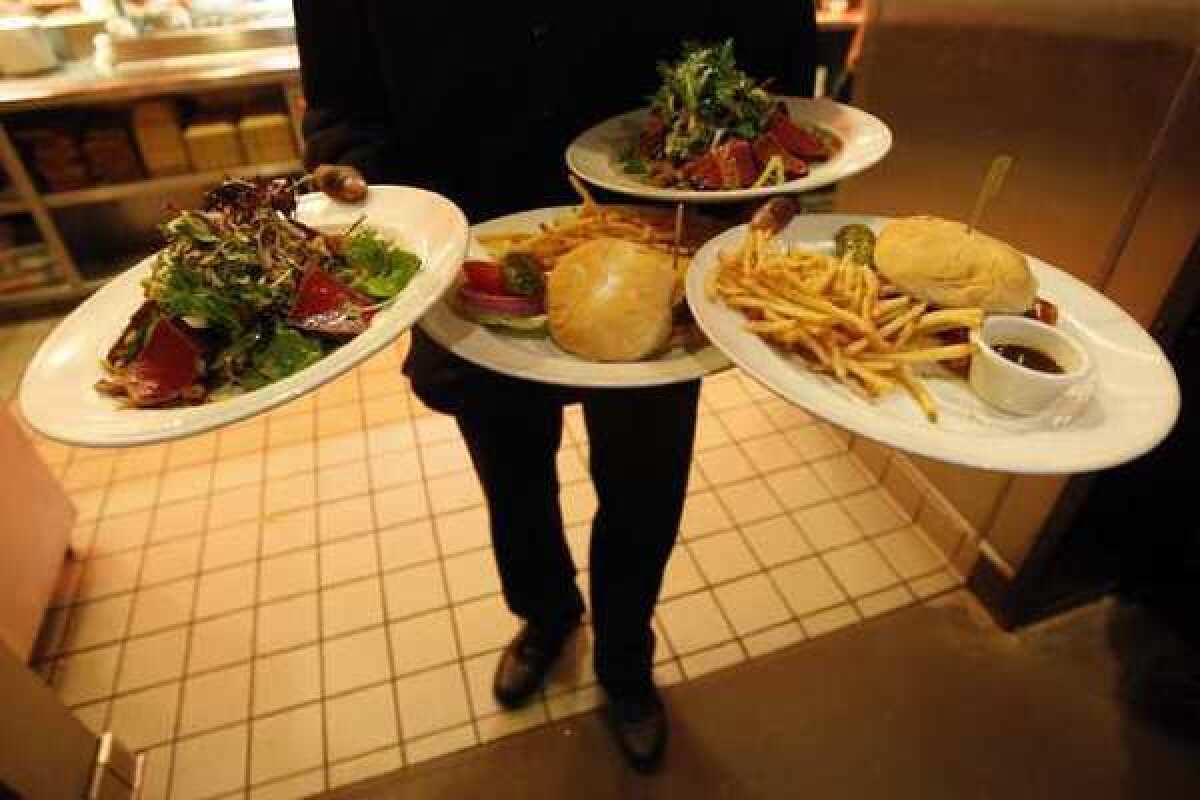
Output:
top-left (452, 381), bottom-right (700, 692)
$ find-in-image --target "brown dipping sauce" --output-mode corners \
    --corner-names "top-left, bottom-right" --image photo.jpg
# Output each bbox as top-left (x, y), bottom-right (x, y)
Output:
top-left (991, 343), bottom-right (1064, 374)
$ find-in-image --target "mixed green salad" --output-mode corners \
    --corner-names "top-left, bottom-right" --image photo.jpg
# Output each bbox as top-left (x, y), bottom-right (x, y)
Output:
top-left (98, 177), bottom-right (420, 407)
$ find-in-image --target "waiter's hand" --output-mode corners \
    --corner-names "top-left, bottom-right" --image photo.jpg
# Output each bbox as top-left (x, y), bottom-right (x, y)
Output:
top-left (312, 165), bottom-right (368, 203)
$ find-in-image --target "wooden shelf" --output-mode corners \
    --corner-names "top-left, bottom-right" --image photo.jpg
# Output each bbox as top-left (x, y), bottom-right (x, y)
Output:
top-left (43, 159), bottom-right (303, 209)
top-left (0, 278), bottom-right (105, 309)
top-left (0, 194), bottom-right (27, 215)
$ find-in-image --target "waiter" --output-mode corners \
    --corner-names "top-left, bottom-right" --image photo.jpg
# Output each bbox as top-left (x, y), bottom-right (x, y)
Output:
top-left (295, 2), bottom-right (818, 772)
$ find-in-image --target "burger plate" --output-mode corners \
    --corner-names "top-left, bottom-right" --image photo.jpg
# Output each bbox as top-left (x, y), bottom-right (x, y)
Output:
top-left (686, 214), bottom-right (1180, 474)
top-left (419, 207), bottom-right (732, 388)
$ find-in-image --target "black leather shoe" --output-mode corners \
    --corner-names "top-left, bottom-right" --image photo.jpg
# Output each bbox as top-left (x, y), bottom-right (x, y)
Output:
top-left (493, 620), bottom-right (579, 709)
top-left (606, 685), bottom-right (668, 773)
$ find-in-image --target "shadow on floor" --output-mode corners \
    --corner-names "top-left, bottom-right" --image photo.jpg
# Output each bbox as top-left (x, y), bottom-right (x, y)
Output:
top-left (324, 595), bottom-right (1200, 800)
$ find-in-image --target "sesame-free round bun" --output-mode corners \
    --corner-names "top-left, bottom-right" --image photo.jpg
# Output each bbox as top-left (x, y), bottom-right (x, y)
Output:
top-left (546, 238), bottom-right (676, 362)
top-left (874, 216), bottom-right (1037, 312)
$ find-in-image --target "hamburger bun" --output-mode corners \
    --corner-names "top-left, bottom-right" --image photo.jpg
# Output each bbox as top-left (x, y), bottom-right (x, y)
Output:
top-left (546, 238), bottom-right (676, 362)
top-left (874, 216), bottom-right (1036, 313)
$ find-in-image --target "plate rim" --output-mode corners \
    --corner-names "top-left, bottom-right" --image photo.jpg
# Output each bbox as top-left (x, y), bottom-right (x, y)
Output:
top-left (418, 205), bottom-right (732, 388)
top-left (18, 185), bottom-right (470, 448)
top-left (685, 213), bottom-right (1181, 474)
top-left (565, 96), bottom-right (894, 205)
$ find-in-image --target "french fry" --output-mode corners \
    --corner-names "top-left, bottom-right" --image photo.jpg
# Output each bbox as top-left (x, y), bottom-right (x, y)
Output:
top-left (896, 365), bottom-right (938, 422)
top-left (861, 343), bottom-right (975, 364)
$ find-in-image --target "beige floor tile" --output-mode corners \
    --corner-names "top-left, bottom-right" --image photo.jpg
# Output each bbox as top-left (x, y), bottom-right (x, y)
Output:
top-left (714, 574), bottom-right (791, 636)
top-left (256, 593), bottom-right (319, 654)
top-left (716, 479), bottom-right (784, 525)
top-left (743, 622), bottom-right (806, 658)
top-left (212, 453), bottom-right (264, 494)
top-left (196, 563), bottom-right (258, 619)
top-left (681, 641), bottom-right (746, 680)
top-left (543, 627), bottom-right (596, 697)
top-left (736, 372), bottom-right (776, 401)
top-left (173, 723), bottom-right (248, 800)
top-left (167, 435), bottom-right (218, 470)
top-left (317, 407), bottom-right (364, 440)
top-left (323, 627), bottom-right (392, 696)
top-left (657, 591), bottom-right (734, 655)
top-left (909, 570), bottom-right (961, 599)
top-left (695, 444), bottom-right (756, 487)
top-left (701, 378), bottom-right (753, 411)
top-left (187, 610), bottom-right (253, 674)
top-left (559, 480), bottom-right (598, 528)
top-left (266, 471), bottom-right (317, 515)
top-left (208, 484), bottom-right (263, 530)
top-left (404, 724), bottom-right (478, 765)
top-left (717, 405), bottom-right (777, 441)
top-left (842, 489), bottom-right (909, 537)
top-left (366, 421), bottom-right (416, 456)
top-left (875, 527), bottom-right (946, 579)
top-left (72, 701), bottom-right (110, 737)
top-left (363, 395), bottom-right (410, 427)
top-left (318, 495), bottom-right (376, 543)
top-left (117, 628), bottom-right (188, 692)
top-left (427, 471), bottom-right (484, 516)
top-left (764, 465), bottom-right (833, 511)
top-left (556, 447), bottom-right (588, 485)
top-left (692, 414), bottom-right (732, 452)
top-left (139, 537), bottom-right (202, 587)
top-left (268, 414), bottom-right (315, 448)
top-left (802, 603), bottom-right (862, 637)
top-left (660, 546), bottom-right (706, 600)
top-left (443, 548), bottom-right (501, 603)
top-left (394, 663), bottom-right (471, 740)
top-left (413, 414), bottom-right (460, 446)
top-left (434, 507), bottom-right (490, 556)
top-left (369, 449), bottom-right (422, 491)
top-left (548, 684), bottom-right (605, 721)
top-left (253, 645), bottom-right (320, 716)
top-left (739, 433), bottom-right (803, 475)
top-left (149, 498), bottom-right (209, 544)
top-left (250, 770), bottom-right (326, 800)
top-left (822, 541), bottom-right (901, 598)
top-left (218, 421), bottom-right (266, 458)
top-left (109, 682), bottom-right (180, 751)
top-left (317, 430), bottom-right (367, 469)
top-left (856, 585), bottom-right (916, 618)
top-left (389, 609), bottom-right (459, 677)
top-left (565, 523), bottom-right (589, 568)
top-left (112, 446), bottom-right (168, 482)
top-left (317, 461), bottom-right (371, 504)
top-left (61, 456), bottom-right (114, 491)
top-left (477, 703), bottom-right (549, 744)
top-left (63, 594), bottom-right (132, 652)
top-left (129, 578), bottom-right (195, 637)
top-left (271, 393), bottom-right (316, 417)
top-left (265, 441), bottom-right (316, 480)
top-left (259, 550), bottom-right (317, 603)
top-left (318, 373), bottom-right (361, 409)
top-left (812, 453), bottom-right (875, 497)
top-left (784, 424), bottom-right (845, 461)
top-left (679, 491), bottom-right (734, 540)
top-left (69, 487), bottom-right (107, 523)
top-left (795, 502), bottom-right (864, 552)
top-left (374, 482), bottom-right (430, 528)
top-left (53, 644), bottom-right (121, 706)
top-left (179, 662), bottom-right (251, 736)
top-left (453, 594), bottom-right (518, 658)
top-left (250, 704), bottom-right (324, 785)
top-left (103, 476), bottom-right (161, 517)
top-left (320, 534), bottom-right (379, 587)
top-left (770, 558), bottom-right (847, 618)
top-left (382, 562), bottom-right (447, 620)
top-left (741, 515), bottom-right (813, 567)
top-left (93, 510), bottom-right (152, 556)
top-left (261, 507), bottom-right (317, 557)
top-left (379, 519), bottom-right (439, 572)
top-left (157, 465), bottom-right (214, 507)
top-left (328, 746), bottom-right (404, 789)
top-left (78, 551), bottom-right (142, 601)
top-left (688, 531), bottom-right (760, 584)
top-left (202, 521), bottom-right (260, 572)
top-left (322, 578), bottom-right (385, 639)
top-left (420, 438), bottom-right (473, 479)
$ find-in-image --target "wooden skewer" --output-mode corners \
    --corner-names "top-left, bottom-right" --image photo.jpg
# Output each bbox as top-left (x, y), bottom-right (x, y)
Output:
top-left (968, 155), bottom-right (1014, 233)
top-left (671, 202), bottom-right (685, 274)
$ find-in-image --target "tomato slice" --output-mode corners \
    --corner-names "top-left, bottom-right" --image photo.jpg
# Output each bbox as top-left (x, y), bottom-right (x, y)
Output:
top-left (462, 260), bottom-right (507, 295)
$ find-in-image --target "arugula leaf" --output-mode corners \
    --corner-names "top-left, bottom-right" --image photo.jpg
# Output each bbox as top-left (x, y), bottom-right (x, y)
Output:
top-left (149, 253), bottom-right (244, 334)
top-left (345, 228), bottom-right (422, 299)
top-left (249, 325), bottom-right (324, 383)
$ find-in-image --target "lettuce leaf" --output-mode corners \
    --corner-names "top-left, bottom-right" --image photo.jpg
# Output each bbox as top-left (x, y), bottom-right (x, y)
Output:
top-left (345, 228), bottom-right (422, 299)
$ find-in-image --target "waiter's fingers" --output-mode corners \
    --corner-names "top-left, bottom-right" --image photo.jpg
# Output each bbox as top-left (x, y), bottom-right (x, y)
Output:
top-left (312, 164), bottom-right (368, 203)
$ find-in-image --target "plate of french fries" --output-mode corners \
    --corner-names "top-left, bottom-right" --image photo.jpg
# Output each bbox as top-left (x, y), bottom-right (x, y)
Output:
top-left (419, 202), bottom-right (732, 388)
top-left (686, 213), bottom-right (1180, 474)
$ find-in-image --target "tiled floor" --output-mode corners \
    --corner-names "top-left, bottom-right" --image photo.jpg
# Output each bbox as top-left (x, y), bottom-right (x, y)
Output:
top-left (6, 323), bottom-right (960, 800)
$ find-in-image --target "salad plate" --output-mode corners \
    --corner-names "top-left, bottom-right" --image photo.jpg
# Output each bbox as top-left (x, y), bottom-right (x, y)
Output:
top-left (20, 185), bottom-right (468, 447)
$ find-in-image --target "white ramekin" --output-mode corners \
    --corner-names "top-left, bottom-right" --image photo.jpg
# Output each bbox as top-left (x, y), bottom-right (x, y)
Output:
top-left (968, 315), bottom-right (1092, 416)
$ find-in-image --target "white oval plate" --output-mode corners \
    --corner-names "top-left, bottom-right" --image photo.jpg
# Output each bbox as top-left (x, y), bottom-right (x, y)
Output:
top-left (686, 214), bottom-right (1181, 474)
top-left (419, 207), bottom-right (731, 388)
top-left (20, 186), bottom-right (469, 447)
top-left (566, 97), bottom-right (892, 205)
